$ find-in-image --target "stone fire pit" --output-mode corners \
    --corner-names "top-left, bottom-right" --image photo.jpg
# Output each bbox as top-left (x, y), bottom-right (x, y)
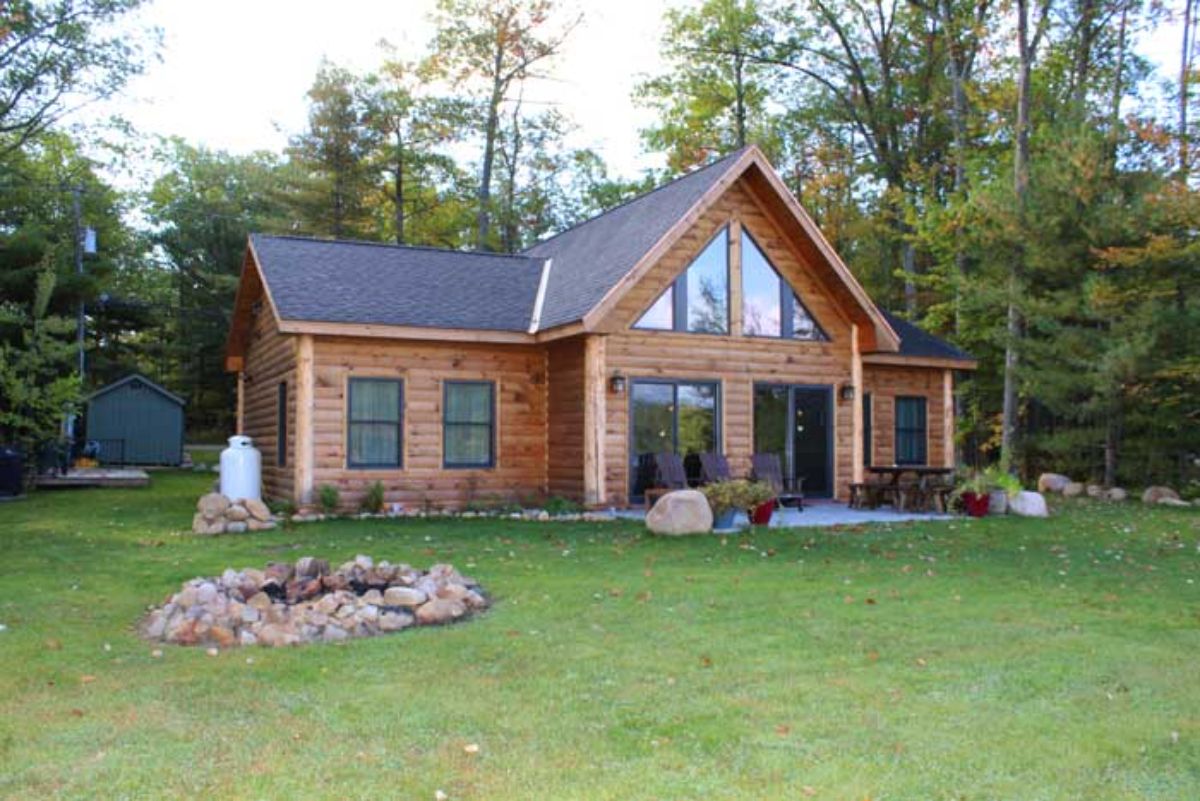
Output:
top-left (142, 556), bottom-right (488, 648)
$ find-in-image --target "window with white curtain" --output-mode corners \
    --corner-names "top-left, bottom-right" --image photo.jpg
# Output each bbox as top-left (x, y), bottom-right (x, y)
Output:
top-left (347, 378), bottom-right (403, 468)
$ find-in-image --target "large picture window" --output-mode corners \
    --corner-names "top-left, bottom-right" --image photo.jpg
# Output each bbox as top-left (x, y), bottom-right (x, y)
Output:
top-left (347, 378), bottom-right (403, 468)
top-left (634, 228), bottom-right (729, 334)
top-left (443, 381), bottom-right (495, 468)
top-left (894, 396), bottom-right (927, 465)
top-left (741, 231), bottom-right (828, 341)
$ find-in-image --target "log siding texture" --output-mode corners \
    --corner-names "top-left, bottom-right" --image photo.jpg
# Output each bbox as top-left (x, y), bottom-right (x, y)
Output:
top-left (228, 148), bottom-right (974, 509)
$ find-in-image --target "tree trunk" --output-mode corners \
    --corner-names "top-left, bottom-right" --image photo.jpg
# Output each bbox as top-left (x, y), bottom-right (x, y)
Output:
top-left (1003, 0), bottom-right (1038, 470)
top-left (1103, 401), bottom-right (1121, 487)
top-left (476, 43), bottom-right (506, 251)
top-left (394, 128), bottom-right (406, 245)
top-left (1181, 0), bottom-right (1196, 178)
top-left (734, 53), bottom-right (747, 148)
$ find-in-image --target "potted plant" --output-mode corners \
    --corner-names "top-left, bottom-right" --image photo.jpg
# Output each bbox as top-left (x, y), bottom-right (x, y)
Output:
top-left (702, 479), bottom-right (776, 529)
top-left (953, 472), bottom-right (992, 517)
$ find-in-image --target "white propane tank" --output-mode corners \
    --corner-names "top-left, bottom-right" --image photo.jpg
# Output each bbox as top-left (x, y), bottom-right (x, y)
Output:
top-left (219, 435), bottom-right (261, 501)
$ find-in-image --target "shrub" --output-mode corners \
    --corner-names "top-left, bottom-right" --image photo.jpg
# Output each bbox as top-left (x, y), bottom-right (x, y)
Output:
top-left (544, 496), bottom-right (583, 516)
top-left (317, 484), bottom-right (340, 514)
top-left (360, 481), bottom-right (385, 513)
top-left (701, 479), bottom-right (775, 516)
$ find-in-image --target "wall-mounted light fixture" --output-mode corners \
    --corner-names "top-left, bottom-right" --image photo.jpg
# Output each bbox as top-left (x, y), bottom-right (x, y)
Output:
top-left (839, 384), bottom-right (856, 401)
top-left (609, 372), bottom-right (627, 394)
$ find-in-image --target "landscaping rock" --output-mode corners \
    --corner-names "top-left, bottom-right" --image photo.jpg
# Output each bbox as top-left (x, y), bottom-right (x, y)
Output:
top-left (1062, 482), bottom-right (1085, 498)
top-left (383, 587), bottom-right (426, 607)
top-left (1104, 487), bottom-right (1128, 502)
top-left (192, 513), bottom-right (225, 536)
top-left (143, 557), bottom-right (488, 648)
top-left (1142, 486), bottom-right (1181, 504)
top-left (243, 497), bottom-right (271, 522)
top-left (415, 597), bottom-right (467, 625)
top-left (225, 504), bottom-right (250, 522)
top-left (197, 492), bottom-right (230, 520)
top-left (225, 521), bottom-right (248, 534)
top-left (1158, 497), bottom-right (1192, 508)
top-left (246, 519), bottom-right (275, 532)
top-left (1086, 484), bottom-right (1105, 499)
top-left (1037, 473), bottom-right (1072, 494)
top-left (645, 489), bottom-right (713, 536)
top-left (1009, 491), bottom-right (1049, 518)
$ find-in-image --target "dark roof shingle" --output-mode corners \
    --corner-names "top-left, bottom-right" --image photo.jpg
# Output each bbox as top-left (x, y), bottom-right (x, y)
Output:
top-left (878, 309), bottom-right (974, 362)
top-left (250, 235), bottom-right (544, 332)
top-left (526, 148), bottom-right (748, 328)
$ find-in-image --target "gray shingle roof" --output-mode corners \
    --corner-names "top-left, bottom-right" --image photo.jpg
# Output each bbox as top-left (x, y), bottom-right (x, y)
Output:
top-left (250, 234), bottom-right (545, 332)
top-left (245, 153), bottom-right (971, 366)
top-left (526, 148), bottom-right (749, 329)
top-left (878, 309), bottom-right (974, 362)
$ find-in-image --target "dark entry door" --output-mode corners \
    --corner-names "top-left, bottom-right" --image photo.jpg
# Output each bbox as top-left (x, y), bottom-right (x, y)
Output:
top-left (754, 384), bottom-right (832, 497)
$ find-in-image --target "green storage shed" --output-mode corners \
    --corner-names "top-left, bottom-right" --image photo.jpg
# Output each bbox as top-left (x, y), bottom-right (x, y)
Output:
top-left (85, 374), bottom-right (185, 466)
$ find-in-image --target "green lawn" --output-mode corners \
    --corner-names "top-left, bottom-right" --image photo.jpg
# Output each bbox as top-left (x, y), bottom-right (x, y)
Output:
top-left (1, 473), bottom-right (1198, 800)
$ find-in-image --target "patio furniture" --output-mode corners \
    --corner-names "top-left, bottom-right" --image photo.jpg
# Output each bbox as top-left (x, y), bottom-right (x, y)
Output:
top-left (849, 480), bottom-right (888, 509)
top-left (642, 452), bottom-right (691, 509)
top-left (750, 453), bottom-right (804, 510)
top-left (697, 452), bottom-right (733, 484)
top-left (866, 465), bottom-right (954, 512)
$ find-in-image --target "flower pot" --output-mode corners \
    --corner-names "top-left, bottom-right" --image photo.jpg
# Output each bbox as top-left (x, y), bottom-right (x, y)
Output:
top-left (749, 500), bottom-right (776, 526)
top-left (713, 509), bottom-right (739, 530)
top-left (961, 491), bottom-right (990, 517)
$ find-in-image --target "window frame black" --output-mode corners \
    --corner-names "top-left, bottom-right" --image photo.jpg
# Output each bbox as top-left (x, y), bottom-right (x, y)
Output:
top-left (632, 226), bottom-right (731, 335)
top-left (276, 381), bottom-right (287, 468)
top-left (442, 380), bottom-right (496, 470)
top-left (894, 395), bottom-right (928, 466)
top-left (740, 229), bottom-right (829, 342)
top-left (346, 377), bottom-right (405, 470)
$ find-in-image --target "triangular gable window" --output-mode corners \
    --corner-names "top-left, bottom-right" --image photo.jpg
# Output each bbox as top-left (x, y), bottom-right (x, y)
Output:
top-left (633, 227), bottom-right (730, 334)
top-left (741, 231), bottom-right (828, 341)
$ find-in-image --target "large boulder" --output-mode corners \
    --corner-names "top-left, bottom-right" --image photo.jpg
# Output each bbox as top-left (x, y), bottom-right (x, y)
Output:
top-left (1103, 487), bottom-right (1128, 502)
top-left (1062, 482), bottom-right (1085, 498)
top-left (1009, 491), bottom-right (1049, 518)
top-left (1142, 486), bottom-right (1181, 504)
top-left (645, 490), bottom-right (714, 536)
top-left (1037, 473), bottom-right (1072, 494)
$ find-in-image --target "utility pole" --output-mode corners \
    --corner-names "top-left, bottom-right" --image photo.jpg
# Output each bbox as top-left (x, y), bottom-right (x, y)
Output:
top-left (72, 185), bottom-right (85, 382)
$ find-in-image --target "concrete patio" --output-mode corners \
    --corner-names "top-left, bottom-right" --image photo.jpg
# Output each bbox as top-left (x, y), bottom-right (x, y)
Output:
top-left (615, 500), bottom-right (953, 528)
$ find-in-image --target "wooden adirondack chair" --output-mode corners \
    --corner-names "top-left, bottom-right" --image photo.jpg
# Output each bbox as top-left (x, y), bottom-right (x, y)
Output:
top-left (642, 452), bottom-right (690, 509)
top-left (750, 453), bottom-right (804, 510)
top-left (697, 452), bottom-right (732, 484)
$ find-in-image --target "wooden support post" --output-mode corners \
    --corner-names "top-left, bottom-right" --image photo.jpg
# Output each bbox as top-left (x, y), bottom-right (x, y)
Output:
top-left (583, 335), bottom-right (607, 507)
top-left (729, 218), bottom-right (743, 336)
top-left (295, 334), bottom-right (315, 507)
top-left (943, 369), bottom-right (955, 469)
top-left (236, 372), bottom-right (245, 434)
top-left (851, 324), bottom-right (864, 484)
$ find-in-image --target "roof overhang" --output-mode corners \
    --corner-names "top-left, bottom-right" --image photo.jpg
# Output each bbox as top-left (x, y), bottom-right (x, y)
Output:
top-left (863, 352), bottom-right (979, 371)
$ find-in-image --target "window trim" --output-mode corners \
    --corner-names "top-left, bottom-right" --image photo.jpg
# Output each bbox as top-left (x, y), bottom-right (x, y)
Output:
top-left (894, 395), bottom-right (928, 466)
top-left (863, 392), bottom-right (873, 467)
top-left (632, 226), bottom-right (730, 335)
top-left (442, 380), bottom-right (496, 469)
top-left (346, 377), bottom-right (405, 470)
top-left (276, 381), bottom-right (287, 468)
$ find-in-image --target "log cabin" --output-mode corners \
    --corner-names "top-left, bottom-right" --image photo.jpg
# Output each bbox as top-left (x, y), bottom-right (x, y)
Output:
top-left (224, 146), bottom-right (976, 510)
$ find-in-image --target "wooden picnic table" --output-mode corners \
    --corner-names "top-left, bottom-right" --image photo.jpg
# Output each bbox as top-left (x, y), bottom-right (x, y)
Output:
top-left (861, 465), bottom-right (955, 512)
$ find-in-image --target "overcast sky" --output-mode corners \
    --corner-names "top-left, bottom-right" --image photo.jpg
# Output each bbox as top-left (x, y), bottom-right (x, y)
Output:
top-left (93, 0), bottom-right (1186, 183)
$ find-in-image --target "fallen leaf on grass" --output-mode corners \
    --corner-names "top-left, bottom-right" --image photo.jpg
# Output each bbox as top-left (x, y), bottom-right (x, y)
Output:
top-left (80, 675), bottom-right (96, 684)
top-left (636, 591), bottom-right (653, 603)
top-left (802, 787), bottom-right (816, 797)
top-left (70, 709), bottom-right (84, 717)
top-left (45, 638), bottom-right (62, 651)
top-left (699, 655), bottom-right (713, 668)
top-left (775, 724), bottom-right (791, 735)
top-left (463, 743), bottom-right (480, 755)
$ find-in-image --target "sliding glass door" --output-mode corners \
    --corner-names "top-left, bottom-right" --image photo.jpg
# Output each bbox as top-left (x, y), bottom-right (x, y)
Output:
top-left (630, 380), bottom-right (720, 498)
top-left (753, 384), bottom-right (833, 497)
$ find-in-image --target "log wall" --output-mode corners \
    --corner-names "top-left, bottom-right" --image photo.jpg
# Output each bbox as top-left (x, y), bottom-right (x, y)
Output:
top-left (241, 309), bottom-right (295, 502)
